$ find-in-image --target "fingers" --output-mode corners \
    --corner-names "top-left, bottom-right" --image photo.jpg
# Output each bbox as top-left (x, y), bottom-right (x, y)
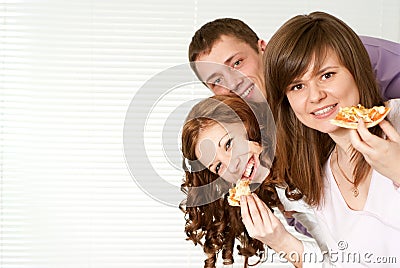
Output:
top-left (348, 119), bottom-right (400, 183)
top-left (379, 120), bottom-right (400, 142)
top-left (356, 120), bottom-right (377, 147)
top-left (240, 194), bottom-right (274, 236)
top-left (349, 127), bottom-right (373, 156)
top-left (240, 195), bottom-right (258, 238)
top-left (240, 195), bottom-right (253, 225)
top-left (241, 194), bottom-right (268, 225)
top-left (253, 194), bottom-right (276, 226)
top-left (356, 119), bottom-right (399, 145)
top-left (351, 119), bottom-right (384, 155)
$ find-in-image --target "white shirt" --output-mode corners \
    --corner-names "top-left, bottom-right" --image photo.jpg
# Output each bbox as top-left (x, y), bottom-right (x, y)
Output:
top-left (313, 158), bottom-right (400, 267)
top-left (277, 99), bottom-right (400, 267)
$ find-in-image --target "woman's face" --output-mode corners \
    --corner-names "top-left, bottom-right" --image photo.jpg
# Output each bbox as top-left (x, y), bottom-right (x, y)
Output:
top-left (285, 50), bottom-right (360, 133)
top-left (195, 122), bottom-right (269, 184)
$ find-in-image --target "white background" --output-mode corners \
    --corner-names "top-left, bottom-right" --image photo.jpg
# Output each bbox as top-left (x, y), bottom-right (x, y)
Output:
top-left (0, 1), bottom-right (399, 267)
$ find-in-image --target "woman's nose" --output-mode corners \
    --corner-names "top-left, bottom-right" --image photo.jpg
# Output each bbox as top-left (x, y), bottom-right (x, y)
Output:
top-left (309, 83), bottom-right (327, 103)
top-left (227, 156), bottom-right (240, 174)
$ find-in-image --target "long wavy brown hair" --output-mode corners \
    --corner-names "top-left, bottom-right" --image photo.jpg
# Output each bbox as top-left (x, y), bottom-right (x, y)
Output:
top-left (180, 95), bottom-right (282, 268)
top-left (263, 11), bottom-right (385, 206)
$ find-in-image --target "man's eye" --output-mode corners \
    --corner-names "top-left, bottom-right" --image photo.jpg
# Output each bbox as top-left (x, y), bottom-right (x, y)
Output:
top-left (233, 60), bottom-right (242, 67)
top-left (225, 138), bottom-right (232, 150)
top-left (213, 77), bottom-right (222, 85)
top-left (215, 162), bottom-right (222, 174)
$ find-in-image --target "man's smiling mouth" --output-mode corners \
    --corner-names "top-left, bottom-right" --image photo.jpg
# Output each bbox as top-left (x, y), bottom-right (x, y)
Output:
top-left (239, 84), bottom-right (254, 99)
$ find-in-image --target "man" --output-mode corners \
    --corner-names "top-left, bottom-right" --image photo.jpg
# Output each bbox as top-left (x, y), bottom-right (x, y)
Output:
top-left (189, 18), bottom-right (400, 102)
top-left (188, 17), bottom-right (400, 237)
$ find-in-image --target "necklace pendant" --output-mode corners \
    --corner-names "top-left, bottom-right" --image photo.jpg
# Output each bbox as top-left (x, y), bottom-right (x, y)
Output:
top-left (351, 187), bottom-right (359, 197)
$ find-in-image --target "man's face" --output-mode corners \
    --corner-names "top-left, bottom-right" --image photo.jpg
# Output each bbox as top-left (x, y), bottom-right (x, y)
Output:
top-left (194, 35), bottom-right (266, 102)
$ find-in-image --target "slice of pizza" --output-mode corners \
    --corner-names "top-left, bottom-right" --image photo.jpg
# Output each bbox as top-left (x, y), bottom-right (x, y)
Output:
top-left (330, 104), bottom-right (390, 129)
top-left (228, 179), bottom-right (251, 206)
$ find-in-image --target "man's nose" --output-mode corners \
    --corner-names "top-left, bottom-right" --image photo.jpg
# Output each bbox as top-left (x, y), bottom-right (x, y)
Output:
top-left (213, 86), bottom-right (232, 96)
top-left (225, 70), bottom-right (244, 92)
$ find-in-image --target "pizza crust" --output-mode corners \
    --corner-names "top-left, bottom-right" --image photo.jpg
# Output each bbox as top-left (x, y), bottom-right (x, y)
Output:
top-left (228, 179), bottom-right (251, 206)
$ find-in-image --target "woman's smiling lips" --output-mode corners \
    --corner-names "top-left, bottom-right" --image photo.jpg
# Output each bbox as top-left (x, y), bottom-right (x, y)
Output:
top-left (311, 103), bottom-right (338, 119)
top-left (241, 155), bottom-right (258, 181)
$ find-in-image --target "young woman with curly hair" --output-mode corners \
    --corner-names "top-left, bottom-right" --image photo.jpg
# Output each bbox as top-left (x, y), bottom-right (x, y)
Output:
top-left (180, 95), bottom-right (319, 268)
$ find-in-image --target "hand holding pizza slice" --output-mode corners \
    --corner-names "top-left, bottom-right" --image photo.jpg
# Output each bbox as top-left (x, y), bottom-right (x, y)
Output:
top-left (330, 104), bottom-right (390, 129)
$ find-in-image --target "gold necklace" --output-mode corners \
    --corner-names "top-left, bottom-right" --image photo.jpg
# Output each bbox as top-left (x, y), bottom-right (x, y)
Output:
top-left (335, 147), bottom-right (359, 197)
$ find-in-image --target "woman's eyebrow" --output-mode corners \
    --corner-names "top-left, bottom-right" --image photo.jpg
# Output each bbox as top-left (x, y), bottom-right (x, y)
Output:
top-left (218, 133), bottom-right (229, 147)
top-left (316, 65), bottom-right (339, 75)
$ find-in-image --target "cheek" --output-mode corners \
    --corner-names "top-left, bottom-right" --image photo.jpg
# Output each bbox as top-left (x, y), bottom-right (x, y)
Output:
top-left (251, 65), bottom-right (262, 79)
top-left (336, 77), bottom-right (359, 100)
top-left (195, 140), bottom-right (217, 168)
top-left (286, 96), bottom-right (311, 127)
top-left (231, 141), bottom-right (247, 157)
top-left (348, 87), bottom-right (360, 103)
top-left (286, 94), bottom-right (300, 113)
top-left (248, 141), bottom-right (262, 154)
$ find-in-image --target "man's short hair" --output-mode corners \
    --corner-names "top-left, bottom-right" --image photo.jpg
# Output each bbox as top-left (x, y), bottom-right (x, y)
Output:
top-left (188, 18), bottom-right (260, 62)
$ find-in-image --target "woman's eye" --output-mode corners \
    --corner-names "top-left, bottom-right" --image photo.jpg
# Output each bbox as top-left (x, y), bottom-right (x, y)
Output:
top-left (291, 84), bottom-right (303, 91)
top-left (322, 72), bottom-right (334, 80)
top-left (225, 138), bottom-right (232, 151)
top-left (215, 162), bottom-right (222, 174)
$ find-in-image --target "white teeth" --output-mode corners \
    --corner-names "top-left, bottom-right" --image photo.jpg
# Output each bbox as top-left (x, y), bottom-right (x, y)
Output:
top-left (243, 159), bottom-right (255, 178)
top-left (314, 105), bottom-right (335, 116)
top-left (240, 85), bottom-right (253, 98)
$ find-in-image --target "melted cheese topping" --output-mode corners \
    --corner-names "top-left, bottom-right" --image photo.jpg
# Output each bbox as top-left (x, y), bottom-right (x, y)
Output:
top-left (335, 104), bottom-right (388, 123)
top-left (228, 179), bottom-right (251, 206)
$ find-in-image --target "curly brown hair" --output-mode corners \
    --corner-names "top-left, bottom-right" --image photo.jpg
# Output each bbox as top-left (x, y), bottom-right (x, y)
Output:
top-left (180, 95), bottom-right (282, 268)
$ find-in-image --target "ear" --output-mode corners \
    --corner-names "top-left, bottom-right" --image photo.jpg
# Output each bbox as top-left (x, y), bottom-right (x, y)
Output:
top-left (258, 39), bottom-right (267, 54)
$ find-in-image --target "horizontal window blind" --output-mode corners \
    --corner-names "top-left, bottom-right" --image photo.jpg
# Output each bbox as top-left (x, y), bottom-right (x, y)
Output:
top-left (1, 1), bottom-right (398, 268)
top-left (0, 1), bottom-right (206, 267)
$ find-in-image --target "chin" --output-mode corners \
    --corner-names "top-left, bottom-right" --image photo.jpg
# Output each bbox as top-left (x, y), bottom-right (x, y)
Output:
top-left (308, 122), bottom-right (337, 134)
top-left (322, 125), bottom-right (341, 134)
